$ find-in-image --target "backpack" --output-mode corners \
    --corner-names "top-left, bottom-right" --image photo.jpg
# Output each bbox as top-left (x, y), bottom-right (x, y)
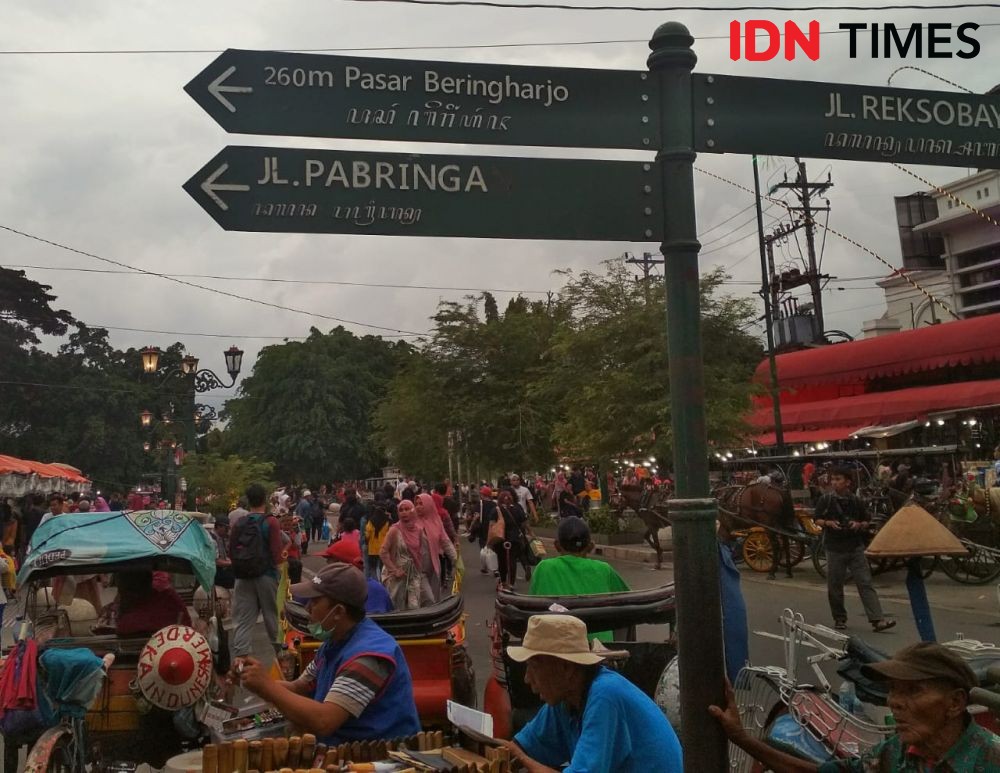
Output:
top-left (230, 514), bottom-right (271, 579)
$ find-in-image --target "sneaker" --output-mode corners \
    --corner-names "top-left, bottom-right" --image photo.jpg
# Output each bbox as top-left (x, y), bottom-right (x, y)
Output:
top-left (872, 619), bottom-right (897, 633)
top-left (834, 620), bottom-right (848, 630)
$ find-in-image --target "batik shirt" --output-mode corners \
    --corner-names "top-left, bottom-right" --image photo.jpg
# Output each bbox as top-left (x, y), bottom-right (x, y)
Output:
top-left (817, 719), bottom-right (1000, 772)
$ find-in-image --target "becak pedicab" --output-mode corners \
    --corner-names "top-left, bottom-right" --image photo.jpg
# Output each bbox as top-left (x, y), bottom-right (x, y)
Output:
top-left (483, 584), bottom-right (677, 739)
top-left (11, 510), bottom-right (227, 771)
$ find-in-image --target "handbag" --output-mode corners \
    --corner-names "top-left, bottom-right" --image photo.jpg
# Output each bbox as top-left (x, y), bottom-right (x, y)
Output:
top-left (528, 537), bottom-right (547, 560)
top-left (487, 511), bottom-right (506, 547)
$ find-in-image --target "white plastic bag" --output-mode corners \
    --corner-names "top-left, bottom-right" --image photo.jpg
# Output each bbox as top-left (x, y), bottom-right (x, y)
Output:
top-left (480, 545), bottom-right (499, 573)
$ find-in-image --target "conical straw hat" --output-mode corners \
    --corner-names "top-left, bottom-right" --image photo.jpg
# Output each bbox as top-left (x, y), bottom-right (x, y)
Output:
top-left (865, 504), bottom-right (968, 558)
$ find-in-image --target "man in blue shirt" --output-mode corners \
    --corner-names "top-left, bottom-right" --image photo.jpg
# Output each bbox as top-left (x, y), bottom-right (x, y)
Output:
top-left (502, 614), bottom-right (682, 773)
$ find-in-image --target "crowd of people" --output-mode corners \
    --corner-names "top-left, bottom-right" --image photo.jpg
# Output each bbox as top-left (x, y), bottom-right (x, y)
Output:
top-left (8, 461), bottom-right (1000, 770)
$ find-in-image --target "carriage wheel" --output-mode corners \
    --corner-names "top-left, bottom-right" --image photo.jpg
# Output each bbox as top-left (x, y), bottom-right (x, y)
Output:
top-left (788, 540), bottom-right (807, 567)
top-left (940, 545), bottom-right (1000, 585)
top-left (741, 531), bottom-right (775, 573)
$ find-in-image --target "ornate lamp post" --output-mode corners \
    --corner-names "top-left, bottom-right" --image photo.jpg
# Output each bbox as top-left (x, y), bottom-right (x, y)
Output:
top-left (140, 345), bottom-right (244, 508)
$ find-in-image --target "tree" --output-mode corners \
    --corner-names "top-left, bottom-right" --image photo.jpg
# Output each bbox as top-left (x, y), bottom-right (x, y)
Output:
top-left (377, 259), bottom-right (763, 479)
top-left (376, 291), bottom-right (566, 478)
top-left (181, 453), bottom-right (275, 515)
top-left (224, 327), bottom-right (408, 482)
top-left (533, 261), bottom-right (762, 465)
top-left (0, 268), bottom-right (74, 354)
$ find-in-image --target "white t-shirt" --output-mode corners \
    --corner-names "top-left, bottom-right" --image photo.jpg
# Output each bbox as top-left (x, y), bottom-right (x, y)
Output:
top-left (514, 485), bottom-right (534, 513)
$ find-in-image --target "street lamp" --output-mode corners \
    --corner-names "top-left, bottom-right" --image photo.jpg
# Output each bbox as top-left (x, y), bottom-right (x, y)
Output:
top-left (142, 344), bottom-right (244, 509)
top-left (141, 347), bottom-right (160, 374)
top-left (140, 409), bottom-right (153, 428)
top-left (224, 346), bottom-right (244, 380)
top-left (143, 441), bottom-right (151, 452)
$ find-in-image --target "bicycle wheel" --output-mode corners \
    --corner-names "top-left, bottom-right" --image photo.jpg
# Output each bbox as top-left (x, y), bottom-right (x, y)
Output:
top-left (940, 545), bottom-right (1000, 585)
top-left (24, 726), bottom-right (77, 773)
top-left (812, 538), bottom-right (827, 578)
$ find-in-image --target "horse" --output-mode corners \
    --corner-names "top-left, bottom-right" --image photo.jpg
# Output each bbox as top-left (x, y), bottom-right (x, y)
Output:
top-left (716, 482), bottom-right (797, 579)
top-left (609, 484), bottom-right (671, 570)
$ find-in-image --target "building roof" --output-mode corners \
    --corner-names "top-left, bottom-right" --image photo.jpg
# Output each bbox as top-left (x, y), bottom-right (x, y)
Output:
top-left (749, 377), bottom-right (1000, 440)
top-left (752, 314), bottom-right (1000, 389)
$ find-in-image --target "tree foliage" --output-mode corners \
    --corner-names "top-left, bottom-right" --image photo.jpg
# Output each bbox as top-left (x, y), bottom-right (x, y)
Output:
top-left (0, 267), bottom-right (228, 494)
top-left (376, 260), bottom-right (762, 476)
top-left (375, 290), bottom-right (565, 480)
top-left (223, 327), bottom-right (409, 482)
top-left (181, 453), bottom-right (275, 515)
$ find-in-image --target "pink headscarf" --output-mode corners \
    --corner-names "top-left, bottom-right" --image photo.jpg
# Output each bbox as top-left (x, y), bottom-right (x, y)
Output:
top-left (416, 493), bottom-right (445, 576)
top-left (93, 496), bottom-right (110, 513)
top-left (394, 500), bottom-right (425, 564)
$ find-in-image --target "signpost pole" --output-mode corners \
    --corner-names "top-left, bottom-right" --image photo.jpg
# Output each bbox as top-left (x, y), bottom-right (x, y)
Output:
top-left (648, 23), bottom-right (727, 771)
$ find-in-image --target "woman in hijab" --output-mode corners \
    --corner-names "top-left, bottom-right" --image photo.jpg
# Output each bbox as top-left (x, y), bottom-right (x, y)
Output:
top-left (380, 499), bottom-right (456, 609)
top-left (415, 493), bottom-right (457, 601)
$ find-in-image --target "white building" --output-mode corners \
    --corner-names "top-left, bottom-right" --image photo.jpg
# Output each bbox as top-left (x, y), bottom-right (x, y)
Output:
top-left (862, 168), bottom-right (1000, 338)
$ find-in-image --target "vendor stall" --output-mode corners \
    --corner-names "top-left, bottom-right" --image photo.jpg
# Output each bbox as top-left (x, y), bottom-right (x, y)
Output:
top-left (0, 455), bottom-right (90, 497)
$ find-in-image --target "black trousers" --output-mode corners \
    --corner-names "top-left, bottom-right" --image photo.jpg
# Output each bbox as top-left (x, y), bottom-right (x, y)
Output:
top-left (495, 540), bottom-right (524, 587)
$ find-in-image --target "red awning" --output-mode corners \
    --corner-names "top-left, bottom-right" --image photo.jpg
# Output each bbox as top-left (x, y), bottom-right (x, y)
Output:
top-left (0, 455), bottom-right (90, 483)
top-left (752, 427), bottom-right (865, 446)
top-left (752, 315), bottom-right (1000, 388)
top-left (749, 378), bottom-right (1000, 434)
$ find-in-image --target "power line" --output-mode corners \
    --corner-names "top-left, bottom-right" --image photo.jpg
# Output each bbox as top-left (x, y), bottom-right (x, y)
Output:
top-left (4, 264), bottom-right (549, 295)
top-left (81, 323), bottom-right (310, 341)
top-left (0, 379), bottom-right (235, 397)
top-left (0, 226), bottom-right (428, 337)
top-left (341, 1), bottom-right (1000, 12)
top-left (4, 22), bottom-right (996, 55)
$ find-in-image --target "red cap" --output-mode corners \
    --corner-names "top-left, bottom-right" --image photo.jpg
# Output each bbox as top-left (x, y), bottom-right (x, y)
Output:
top-left (322, 538), bottom-right (363, 570)
top-left (480, 486), bottom-right (493, 498)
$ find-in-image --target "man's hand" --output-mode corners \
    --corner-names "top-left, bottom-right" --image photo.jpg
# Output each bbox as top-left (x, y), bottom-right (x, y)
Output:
top-left (498, 740), bottom-right (559, 773)
top-left (708, 678), bottom-right (748, 744)
top-left (237, 657), bottom-right (271, 696)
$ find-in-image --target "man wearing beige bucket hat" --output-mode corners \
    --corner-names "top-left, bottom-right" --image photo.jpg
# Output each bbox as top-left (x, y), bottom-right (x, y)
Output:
top-left (500, 614), bottom-right (682, 772)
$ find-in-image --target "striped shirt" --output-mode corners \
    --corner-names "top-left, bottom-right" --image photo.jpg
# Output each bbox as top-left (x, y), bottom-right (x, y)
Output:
top-left (298, 655), bottom-right (394, 717)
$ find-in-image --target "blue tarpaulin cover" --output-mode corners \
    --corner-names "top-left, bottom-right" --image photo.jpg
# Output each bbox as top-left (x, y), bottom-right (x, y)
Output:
top-left (19, 510), bottom-right (216, 592)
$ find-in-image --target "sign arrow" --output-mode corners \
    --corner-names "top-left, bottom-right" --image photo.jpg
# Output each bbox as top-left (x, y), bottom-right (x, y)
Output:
top-left (207, 66), bottom-right (253, 113)
top-left (200, 163), bottom-right (250, 211)
top-left (184, 49), bottom-right (658, 150)
top-left (184, 146), bottom-right (663, 241)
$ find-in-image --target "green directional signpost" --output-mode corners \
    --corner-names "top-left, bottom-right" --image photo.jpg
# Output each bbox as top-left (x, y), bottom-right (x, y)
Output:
top-left (183, 146), bottom-right (663, 241)
top-left (185, 28), bottom-right (1000, 771)
top-left (694, 74), bottom-right (1000, 169)
top-left (185, 49), bottom-right (659, 150)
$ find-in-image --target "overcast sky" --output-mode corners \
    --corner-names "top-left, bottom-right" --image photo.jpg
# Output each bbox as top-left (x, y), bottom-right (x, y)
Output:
top-left (4, 1), bottom-right (999, 408)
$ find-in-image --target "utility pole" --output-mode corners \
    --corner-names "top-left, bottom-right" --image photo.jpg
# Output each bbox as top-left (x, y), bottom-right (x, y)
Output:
top-left (625, 251), bottom-right (665, 303)
top-left (770, 159), bottom-right (832, 341)
top-left (753, 157), bottom-right (785, 456)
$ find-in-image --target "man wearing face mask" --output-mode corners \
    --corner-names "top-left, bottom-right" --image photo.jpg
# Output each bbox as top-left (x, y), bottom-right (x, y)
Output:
top-left (235, 563), bottom-right (420, 745)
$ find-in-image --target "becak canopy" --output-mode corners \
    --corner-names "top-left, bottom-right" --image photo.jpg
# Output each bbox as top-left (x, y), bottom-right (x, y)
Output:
top-left (19, 510), bottom-right (217, 592)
